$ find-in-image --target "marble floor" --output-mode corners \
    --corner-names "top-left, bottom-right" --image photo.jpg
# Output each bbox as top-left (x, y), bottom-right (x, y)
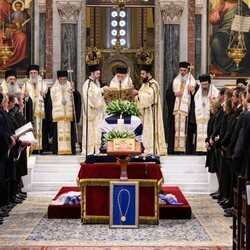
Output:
top-left (0, 193), bottom-right (232, 250)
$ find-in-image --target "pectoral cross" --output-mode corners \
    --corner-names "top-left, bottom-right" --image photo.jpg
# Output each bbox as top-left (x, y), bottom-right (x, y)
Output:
top-left (188, 65), bottom-right (194, 71)
top-left (40, 67), bottom-right (46, 79)
top-left (210, 73), bottom-right (215, 80)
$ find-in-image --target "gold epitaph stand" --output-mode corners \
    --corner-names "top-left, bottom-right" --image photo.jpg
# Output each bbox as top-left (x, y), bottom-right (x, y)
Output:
top-left (107, 139), bottom-right (141, 181)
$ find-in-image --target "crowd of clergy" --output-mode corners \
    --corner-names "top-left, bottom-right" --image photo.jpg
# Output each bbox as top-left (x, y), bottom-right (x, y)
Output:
top-left (167, 62), bottom-right (250, 217)
top-left (0, 61), bottom-right (250, 223)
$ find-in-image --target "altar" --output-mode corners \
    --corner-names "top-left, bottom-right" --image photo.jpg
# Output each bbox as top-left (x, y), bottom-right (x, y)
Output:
top-left (78, 162), bottom-right (163, 224)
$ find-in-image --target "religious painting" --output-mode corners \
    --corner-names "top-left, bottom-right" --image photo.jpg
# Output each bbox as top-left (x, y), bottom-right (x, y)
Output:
top-left (0, 0), bottom-right (33, 76)
top-left (208, 0), bottom-right (250, 77)
top-left (109, 181), bottom-right (139, 229)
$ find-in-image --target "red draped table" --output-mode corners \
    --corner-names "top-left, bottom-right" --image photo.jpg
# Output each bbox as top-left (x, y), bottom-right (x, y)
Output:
top-left (78, 162), bottom-right (163, 224)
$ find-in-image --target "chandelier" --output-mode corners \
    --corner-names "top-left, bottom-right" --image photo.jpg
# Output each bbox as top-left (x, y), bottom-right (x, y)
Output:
top-left (227, 0), bottom-right (247, 68)
top-left (111, 0), bottom-right (130, 50)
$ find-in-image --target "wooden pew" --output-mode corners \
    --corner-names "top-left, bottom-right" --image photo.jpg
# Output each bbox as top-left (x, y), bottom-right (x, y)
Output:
top-left (232, 176), bottom-right (247, 250)
top-left (240, 181), bottom-right (250, 250)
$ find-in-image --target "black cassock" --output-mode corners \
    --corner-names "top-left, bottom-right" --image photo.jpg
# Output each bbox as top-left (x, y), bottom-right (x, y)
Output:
top-left (0, 108), bottom-right (20, 205)
top-left (166, 82), bottom-right (198, 155)
top-left (9, 105), bottom-right (28, 178)
top-left (205, 113), bottom-right (217, 173)
top-left (47, 89), bottom-right (82, 155)
top-left (0, 124), bottom-right (10, 206)
top-left (24, 94), bottom-right (51, 152)
top-left (242, 111), bottom-right (250, 180)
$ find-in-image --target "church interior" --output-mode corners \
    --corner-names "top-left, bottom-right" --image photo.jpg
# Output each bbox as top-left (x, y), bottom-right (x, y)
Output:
top-left (0, 0), bottom-right (250, 249)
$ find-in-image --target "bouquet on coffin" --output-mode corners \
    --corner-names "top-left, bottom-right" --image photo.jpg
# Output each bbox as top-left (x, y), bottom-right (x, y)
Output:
top-left (106, 100), bottom-right (141, 117)
top-left (15, 122), bottom-right (37, 146)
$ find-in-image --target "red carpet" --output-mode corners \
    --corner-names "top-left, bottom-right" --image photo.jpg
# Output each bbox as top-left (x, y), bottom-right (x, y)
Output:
top-left (48, 186), bottom-right (191, 220)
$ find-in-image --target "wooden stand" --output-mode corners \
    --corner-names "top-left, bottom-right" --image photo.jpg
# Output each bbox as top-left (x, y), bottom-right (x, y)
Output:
top-left (107, 139), bottom-right (141, 181)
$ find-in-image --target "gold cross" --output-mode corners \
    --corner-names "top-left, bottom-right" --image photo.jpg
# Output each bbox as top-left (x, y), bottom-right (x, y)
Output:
top-left (40, 67), bottom-right (46, 78)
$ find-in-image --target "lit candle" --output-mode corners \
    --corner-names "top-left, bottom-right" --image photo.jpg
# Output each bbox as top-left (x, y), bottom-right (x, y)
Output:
top-left (117, 115), bottom-right (124, 130)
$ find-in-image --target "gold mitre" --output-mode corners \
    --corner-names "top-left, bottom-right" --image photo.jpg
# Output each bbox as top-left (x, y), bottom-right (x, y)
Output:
top-left (86, 46), bottom-right (102, 66)
top-left (135, 46), bottom-right (154, 65)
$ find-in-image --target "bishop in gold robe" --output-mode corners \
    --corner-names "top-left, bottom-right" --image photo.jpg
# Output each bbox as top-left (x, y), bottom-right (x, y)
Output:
top-left (23, 65), bottom-right (48, 151)
top-left (195, 74), bottom-right (219, 152)
top-left (172, 61), bottom-right (196, 153)
top-left (81, 64), bottom-right (108, 156)
top-left (138, 64), bottom-right (167, 156)
top-left (50, 70), bottom-right (81, 155)
top-left (109, 66), bottom-right (134, 90)
top-left (1, 69), bottom-right (22, 95)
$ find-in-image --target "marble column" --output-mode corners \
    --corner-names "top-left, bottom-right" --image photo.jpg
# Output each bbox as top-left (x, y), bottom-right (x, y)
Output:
top-left (39, 13), bottom-right (46, 69)
top-left (188, 0), bottom-right (195, 70)
top-left (56, 1), bottom-right (81, 86)
top-left (159, 0), bottom-right (185, 143)
top-left (159, 0), bottom-right (184, 91)
top-left (45, 0), bottom-right (53, 79)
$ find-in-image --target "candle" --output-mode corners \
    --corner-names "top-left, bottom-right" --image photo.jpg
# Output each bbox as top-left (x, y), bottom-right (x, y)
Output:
top-left (117, 118), bottom-right (124, 130)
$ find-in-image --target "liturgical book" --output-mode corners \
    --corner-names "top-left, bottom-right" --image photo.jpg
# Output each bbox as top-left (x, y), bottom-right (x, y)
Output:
top-left (15, 122), bottom-right (33, 137)
top-left (104, 88), bottom-right (134, 102)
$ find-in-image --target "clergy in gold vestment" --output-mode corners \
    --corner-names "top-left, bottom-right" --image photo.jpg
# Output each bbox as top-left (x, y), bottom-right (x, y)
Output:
top-left (109, 66), bottom-right (134, 90)
top-left (23, 65), bottom-right (48, 151)
top-left (195, 74), bottom-right (219, 152)
top-left (1, 70), bottom-right (22, 95)
top-left (172, 61), bottom-right (196, 153)
top-left (138, 64), bottom-right (167, 156)
top-left (81, 64), bottom-right (108, 156)
top-left (50, 70), bottom-right (78, 155)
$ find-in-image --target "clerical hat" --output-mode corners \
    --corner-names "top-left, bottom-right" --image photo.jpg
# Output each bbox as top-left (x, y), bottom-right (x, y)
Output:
top-left (199, 74), bottom-right (211, 84)
top-left (141, 64), bottom-right (153, 73)
top-left (116, 66), bottom-right (128, 74)
top-left (57, 70), bottom-right (68, 78)
top-left (236, 78), bottom-right (247, 86)
top-left (88, 64), bottom-right (100, 73)
top-left (27, 64), bottom-right (39, 73)
top-left (179, 61), bottom-right (190, 69)
top-left (5, 69), bottom-right (17, 79)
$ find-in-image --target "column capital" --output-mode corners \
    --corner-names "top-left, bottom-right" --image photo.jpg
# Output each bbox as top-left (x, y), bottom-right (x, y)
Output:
top-left (158, 0), bottom-right (185, 25)
top-left (56, 1), bottom-right (81, 24)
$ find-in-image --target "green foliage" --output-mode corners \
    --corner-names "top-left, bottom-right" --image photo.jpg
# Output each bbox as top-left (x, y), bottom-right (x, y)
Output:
top-left (104, 129), bottom-right (136, 142)
top-left (106, 100), bottom-right (141, 117)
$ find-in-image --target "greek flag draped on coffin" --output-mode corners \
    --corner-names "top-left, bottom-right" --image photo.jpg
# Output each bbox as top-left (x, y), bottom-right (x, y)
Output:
top-left (101, 115), bottom-right (143, 142)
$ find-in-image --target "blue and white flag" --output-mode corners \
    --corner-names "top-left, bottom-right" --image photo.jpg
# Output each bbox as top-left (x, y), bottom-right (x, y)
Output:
top-left (101, 114), bottom-right (143, 142)
top-left (50, 191), bottom-right (81, 205)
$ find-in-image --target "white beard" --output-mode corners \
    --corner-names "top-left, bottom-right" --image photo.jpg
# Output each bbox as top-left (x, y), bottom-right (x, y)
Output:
top-left (7, 83), bottom-right (17, 94)
top-left (60, 83), bottom-right (67, 90)
top-left (202, 88), bottom-right (209, 97)
top-left (180, 74), bottom-right (188, 82)
top-left (31, 77), bottom-right (38, 84)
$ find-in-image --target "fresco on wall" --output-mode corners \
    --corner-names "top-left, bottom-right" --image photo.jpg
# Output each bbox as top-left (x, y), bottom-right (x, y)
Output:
top-left (208, 0), bottom-right (250, 77)
top-left (0, 0), bottom-right (33, 75)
